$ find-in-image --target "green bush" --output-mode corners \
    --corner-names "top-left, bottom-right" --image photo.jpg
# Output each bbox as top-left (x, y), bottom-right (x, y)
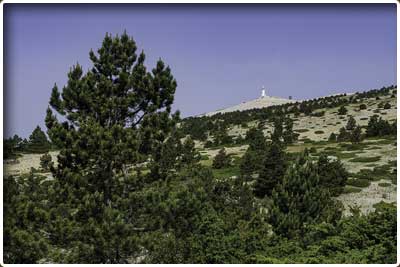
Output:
top-left (314, 130), bottom-right (324, 134)
top-left (349, 156), bottom-right (381, 163)
top-left (295, 129), bottom-right (309, 133)
top-left (342, 186), bottom-right (362, 194)
top-left (346, 178), bottom-right (370, 188)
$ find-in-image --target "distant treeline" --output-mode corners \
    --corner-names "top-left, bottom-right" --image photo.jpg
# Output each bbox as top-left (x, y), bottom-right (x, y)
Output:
top-left (4, 126), bottom-right (52, 159)
top-left (180, 85), bottom-right (397, 142)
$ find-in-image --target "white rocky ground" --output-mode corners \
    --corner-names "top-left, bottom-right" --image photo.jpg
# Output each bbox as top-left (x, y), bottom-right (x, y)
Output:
top-left (204, 95), bottom-right (296, 116)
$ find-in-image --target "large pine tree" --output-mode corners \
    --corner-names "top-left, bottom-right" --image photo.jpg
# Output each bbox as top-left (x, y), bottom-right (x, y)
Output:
top-left (45, 32), bottom-right (178, 263)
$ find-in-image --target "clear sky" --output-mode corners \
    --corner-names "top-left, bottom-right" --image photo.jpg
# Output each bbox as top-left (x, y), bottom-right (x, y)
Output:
top-left (4, 4), bottom-right (397, 138)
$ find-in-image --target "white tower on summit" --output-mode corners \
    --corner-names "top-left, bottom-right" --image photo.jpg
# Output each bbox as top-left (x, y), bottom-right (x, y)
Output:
top-left (261, 86), bottom-right (266, 98)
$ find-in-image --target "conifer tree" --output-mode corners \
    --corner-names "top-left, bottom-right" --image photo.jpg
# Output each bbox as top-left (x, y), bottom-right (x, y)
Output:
top-left (338, 106), bottom-right (347, 115)
top-left (350, 126), bottom-right (363, 144)
top-left (45, 32), bottom-right (178, 263)
top-left (212, 148), bottom-right (231, 169)
top-left (269, 152), bottom-right (342, 238)
top-left (345, 116), bottom-right (356, 131)
top-left (27, 126), bottom-right (51, 153)
top-left (337, 127), bottom-right (349, 142)
top-left (254, 119), bottom-right (287, 198)
top-left (328, 132), bottom-right (337, 142)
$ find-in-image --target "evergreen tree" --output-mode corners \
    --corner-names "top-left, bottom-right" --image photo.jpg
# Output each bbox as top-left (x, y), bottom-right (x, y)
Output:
top-left (40, 153), bottom-right (53, 171)
top-left (245, 127), bottom-right (267, 151)
top-left (338, 106), bottom-right (347, 115)
top-left (328, 132), bottom-right (337, 142)
top-left (44, 32), bottom-right (178, 263)
top-left (282, 117), bottom-right (297, 144)
top-left (26, 126), bottom-right (51, 153)
top-left (337, 127), bottom-right (349, 142)
top-left (345, 116), bottom-right (356, 131)
top-left (181, 136), bottom-right (200, 166)
top-left (212, 148), bottom-right (231, 169)
top-left (383, 102), bottom-right (391, 109)
top-left (350, 126), bottom-right (362, 144)
top-left (269, 152), bottom-right (342, 239)
top-left (254, 140), bottom-right (286, 198)
top-left (317, 154), bottom-right (348, 196)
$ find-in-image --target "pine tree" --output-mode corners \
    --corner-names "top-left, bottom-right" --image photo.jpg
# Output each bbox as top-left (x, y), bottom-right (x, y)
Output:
top-left (317, 154), bottom-right (348, 196)
top-left (328, 132), bottom-right (337, 142)
top-left (254, 140), bottom-right (287, 198)
top-left (338, 106), bottom-right (347, 115)
top-left (45, 32), bottom-right (178, 263)
top-left (350, 126), bottom-right (363, 144)
top-left (26, 126), bottom-right (51, 153)
top-left (269, 152), bottom-right (342, 238)
top-left (212, 148), bottom-right (231, 169)
top-left (181, 136), bottom-right (200, 166)
top-left (345, 116), bottom-right (356, 131)
top-left (40, 153), bottom-right (53, 171)
top-left (337, 127), bottom-right (349, 142)
top-left (282, 117), bottom-right (297, 145)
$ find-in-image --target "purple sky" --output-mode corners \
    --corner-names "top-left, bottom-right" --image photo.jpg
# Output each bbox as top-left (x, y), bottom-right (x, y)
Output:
top-left (4, 4), bottom-right (397, 138)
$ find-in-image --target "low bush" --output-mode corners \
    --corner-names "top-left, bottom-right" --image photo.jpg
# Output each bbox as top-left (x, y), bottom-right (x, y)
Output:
top-left (378, 182), bottom-right (391, 187)
top-left (349, 156), bottom-right (381, 163)
top-left (346, 178), bottom-right (370, 188)
top-left (342, 186), bottom-right (362, 194)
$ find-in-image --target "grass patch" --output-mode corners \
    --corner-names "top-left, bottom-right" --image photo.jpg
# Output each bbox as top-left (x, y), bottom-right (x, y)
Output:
top-left (349, 156), bottom-right (381, 163)
top-left (342, 186), bottom-right (362, 194)
top-left (200, 154), bottom-right (209, 160)
top-left (346, 178), bottom-right (371, 188)
top-left (378, 182), bottom-right (392, 187)
top-left (373, 201), bottom-right (395, 209)
top-left (212, 166), bottom-right (240, 179)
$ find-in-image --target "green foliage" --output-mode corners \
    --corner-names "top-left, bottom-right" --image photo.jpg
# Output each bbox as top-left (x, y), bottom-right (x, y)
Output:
top-left (338, 106), bottom-right (347, 115)
top-left (359, 103), bottom-right (367, 110)
top-left (4, 34), bottom-right (397, 264)
top-left (328, 132), bottom-right (337, 142)
top-left (336, 127), bottom-right (349, 142)
top-left (254, 140), bottom-right (287, 198)
top-left (26, 126), bottom-right (51, 153)
top-left (346, 178), bottom-right (370, 188)
top-left (40, 153), bottom-right (53, 171)
top-left (317, 154), bottom-right (348, 196)
top-left (350, 126), bottom-right (363, 144)
top-left (269, 152), bottom-right (343, 239)
top-left (349, 156), bottom-right (381, 163)
top-left (365, 115), bottom-right (396, 137)
top-left (345, 116), bottom-right (356, 131)
top-left (42, 32), bottom-right (179, 263)
top-left (212, 148), bottom-right (232, 169)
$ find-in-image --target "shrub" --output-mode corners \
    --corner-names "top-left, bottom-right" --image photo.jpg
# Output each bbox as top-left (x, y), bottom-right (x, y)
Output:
top-left (295, 129), bottom-right (309, 133)
top-left (383, 103), bottom-right (391, 109)
top-left (39, 153), bottom-right (53, 171)
top-left (342, 186), bottom-right (362, 194)
top-left (338, 106), bottom-right (347, 115)
top-left (359, 103), bottom-right (367, 110)
top-left (212, 148), bottom-right (232, 169)
top-left (378, 182), bottom-right (391, 187)
top-left (349, 156), bottom-right (381, 163)
top-left (314, 130), bottom-right (324, 134)
top-left (346, 178), bottom-right (370, 188)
